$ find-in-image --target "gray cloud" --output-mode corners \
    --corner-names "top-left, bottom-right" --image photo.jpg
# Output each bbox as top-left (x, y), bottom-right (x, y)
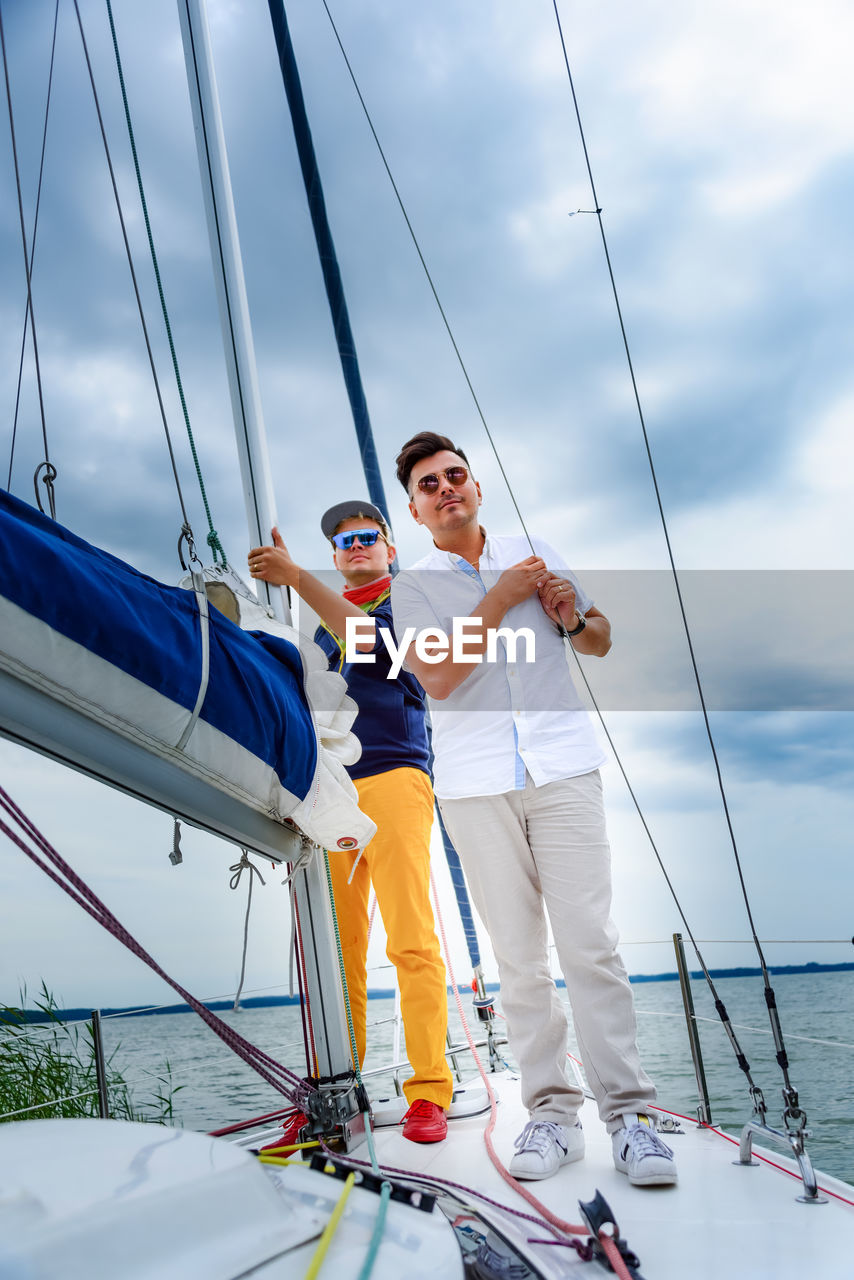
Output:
top-left (2, 0), bottom-right (853, 998)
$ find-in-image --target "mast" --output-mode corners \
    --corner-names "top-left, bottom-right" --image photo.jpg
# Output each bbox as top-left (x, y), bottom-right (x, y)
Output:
top-left (176, 0), bottom-right (288, 622)
top-left (266, 0), bottom-right (392, 533)
top-left (176, 1), bottom-right (359, 1102)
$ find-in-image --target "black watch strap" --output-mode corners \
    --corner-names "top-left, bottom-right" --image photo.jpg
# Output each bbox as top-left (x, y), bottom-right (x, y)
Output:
top-left (566, 612), bottom-right (587, 637)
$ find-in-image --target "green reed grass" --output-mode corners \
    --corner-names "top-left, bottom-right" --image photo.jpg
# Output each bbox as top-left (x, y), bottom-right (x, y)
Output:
top-left (0, 984), bottom-right (180, 1124)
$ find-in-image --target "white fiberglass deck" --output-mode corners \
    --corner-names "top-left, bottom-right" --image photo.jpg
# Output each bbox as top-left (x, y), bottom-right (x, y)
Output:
top-left (365, 1076), bottom-right (854, 1278)
top-left (2, 1076), bottom-right (851, 1279)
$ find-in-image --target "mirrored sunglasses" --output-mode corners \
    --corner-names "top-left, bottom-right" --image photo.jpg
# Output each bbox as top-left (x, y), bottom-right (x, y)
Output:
top-left (331, 528), bottom-right (385, 550)
top-left (414, 465), bottom-right (469, 495)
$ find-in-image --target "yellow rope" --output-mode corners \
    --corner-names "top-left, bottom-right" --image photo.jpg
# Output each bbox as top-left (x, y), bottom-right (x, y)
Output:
top-left (303, 1171), bottom-right (357, 1279)
top-left (258, 1139), bottom-right (320, 1155)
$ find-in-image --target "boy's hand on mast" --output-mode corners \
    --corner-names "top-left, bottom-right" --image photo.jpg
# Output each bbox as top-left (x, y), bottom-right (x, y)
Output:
top-left (248, 526), bottom-right (299, 588)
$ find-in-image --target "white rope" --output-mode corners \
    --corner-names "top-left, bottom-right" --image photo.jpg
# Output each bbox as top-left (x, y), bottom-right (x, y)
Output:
top-left (280, 843), bottom-right (313, 888)
top-left (228, 849), bottom-right (266, 1011)
top-left (0, 1089), bottom-right (98, 1120)
top-left (346, 846), bottom-right (365, 885)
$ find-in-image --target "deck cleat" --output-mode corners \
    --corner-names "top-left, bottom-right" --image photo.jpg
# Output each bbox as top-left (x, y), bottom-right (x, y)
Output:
top-left (578, 1191), bottom-right (646, 1280)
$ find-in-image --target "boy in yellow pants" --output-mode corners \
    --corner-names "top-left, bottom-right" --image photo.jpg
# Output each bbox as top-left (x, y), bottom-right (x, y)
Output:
top-left (249, 500), bottom-right (452, 1141)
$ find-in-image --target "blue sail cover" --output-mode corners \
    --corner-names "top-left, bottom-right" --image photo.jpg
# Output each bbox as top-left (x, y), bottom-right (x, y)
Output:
top-left (0, 488), bottom-right (316, 802)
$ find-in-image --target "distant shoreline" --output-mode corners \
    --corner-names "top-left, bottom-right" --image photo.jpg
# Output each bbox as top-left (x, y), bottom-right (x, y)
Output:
top-left (17, 960), bottom-right (854, 1023)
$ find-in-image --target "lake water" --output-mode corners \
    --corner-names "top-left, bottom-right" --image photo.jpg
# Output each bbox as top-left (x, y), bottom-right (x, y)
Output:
top-left (98, 969), bottom-right (854, 1183)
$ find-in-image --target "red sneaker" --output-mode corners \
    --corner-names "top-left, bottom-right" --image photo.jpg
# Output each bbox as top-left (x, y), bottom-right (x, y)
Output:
top-left (260, 1110), bottom-right (308, 1153)
top-left (401, 1099), bottom-right (448, 1144)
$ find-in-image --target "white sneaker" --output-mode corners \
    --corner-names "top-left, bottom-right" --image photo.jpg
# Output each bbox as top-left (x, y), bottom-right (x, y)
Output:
top-left (612, 1114), bottom-right (677, 1186)
top-left (509, 1119), bottom-right (584, 1181)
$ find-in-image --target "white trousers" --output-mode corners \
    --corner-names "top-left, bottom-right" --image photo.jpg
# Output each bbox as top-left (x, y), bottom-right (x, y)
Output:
top-left (438, 769), bottom-right (655, 1132)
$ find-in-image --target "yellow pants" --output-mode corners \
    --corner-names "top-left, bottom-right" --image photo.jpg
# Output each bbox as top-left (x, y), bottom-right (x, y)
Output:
top-left (329, 766), bottom-right (453, 1108)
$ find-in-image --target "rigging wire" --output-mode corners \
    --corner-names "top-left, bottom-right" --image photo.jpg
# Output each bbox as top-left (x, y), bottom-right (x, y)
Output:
top-left (550, 0), bottom-right (803, 1122)
top-left (318, 0), bottom-right (537, 552)
top-left (6, 0), bottom-right (59, 496)
top-left (558, 656), bottom-right (767, 1105)
top-left (317, 0), bottom-right (745, 1035)
top-left (319, 0), bottom-right (796, 1115)
top-left (104, 0), bottom-right (226, 566)
top-left (0, 2), bottom-right (55, 518)
top-left (267, 0), bottom-right (393, 541)
top-left (70, 0), bottom-right (193, 539)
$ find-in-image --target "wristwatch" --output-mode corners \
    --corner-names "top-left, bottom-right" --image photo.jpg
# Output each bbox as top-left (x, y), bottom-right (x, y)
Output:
top-left (566, 612), bottom-right (586, 637)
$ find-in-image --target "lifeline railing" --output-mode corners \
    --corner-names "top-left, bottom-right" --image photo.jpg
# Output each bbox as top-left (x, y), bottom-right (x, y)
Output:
top-left (0, 978), bottom-right (507, 1125)
top-left (5, 960), bottom-right (850, 1180)
top-left (671, 933), bottom-right (828, 1204)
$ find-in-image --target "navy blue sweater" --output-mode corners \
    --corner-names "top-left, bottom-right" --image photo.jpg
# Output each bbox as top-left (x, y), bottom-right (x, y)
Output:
top-left (314, 597), bottom-right (430, 781)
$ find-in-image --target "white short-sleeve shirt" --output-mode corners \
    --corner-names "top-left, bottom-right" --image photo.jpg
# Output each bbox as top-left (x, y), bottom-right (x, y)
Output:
top-left (391, 532), bottom-right (607, 799)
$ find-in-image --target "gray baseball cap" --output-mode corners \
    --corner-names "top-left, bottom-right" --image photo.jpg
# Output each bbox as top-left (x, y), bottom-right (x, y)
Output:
top-left (320, 500), bottom-right (392, 542)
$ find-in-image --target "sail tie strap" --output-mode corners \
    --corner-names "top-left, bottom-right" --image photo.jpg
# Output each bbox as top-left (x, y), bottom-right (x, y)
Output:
top-left (0, 782), bottom-right (314, 1111)
top-left (175, 564), bottom-right (211, 751)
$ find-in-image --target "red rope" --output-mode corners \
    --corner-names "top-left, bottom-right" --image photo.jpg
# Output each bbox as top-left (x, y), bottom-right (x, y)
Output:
top-left (292, 897), bottom-right (318, 1077)
top-left (427, 870), bottom-right (638, 1276)
top-left (208, 1105), bottom-right (297, 1137)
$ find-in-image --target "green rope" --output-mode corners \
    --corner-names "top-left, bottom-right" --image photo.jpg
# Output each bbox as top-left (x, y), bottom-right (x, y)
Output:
top-left (322, 850), bottom-right (381, 1177)
top-left (322, 852), bottom-right (392, 1276)
top-left (105, 0), bottom-right (226, 566)
top-left (356, 1180), bottom-right (392, 1280)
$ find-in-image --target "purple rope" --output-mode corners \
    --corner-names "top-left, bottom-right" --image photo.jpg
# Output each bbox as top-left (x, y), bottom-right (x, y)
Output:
top-left (0, 779), bottom-right (593, 1255)
top-left (316, 1137), bottom-right (588, 1246)
top-left (0, 783), bottom-right (314, 1111)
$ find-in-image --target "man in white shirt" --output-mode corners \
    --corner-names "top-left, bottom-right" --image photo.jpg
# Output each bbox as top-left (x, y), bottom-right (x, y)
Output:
top-left (390, 431), bottom-right (677, 1187)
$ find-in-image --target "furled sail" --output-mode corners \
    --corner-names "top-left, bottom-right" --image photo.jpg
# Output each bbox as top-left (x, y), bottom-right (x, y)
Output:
top-left (0, 489), bottom-right (375, 856)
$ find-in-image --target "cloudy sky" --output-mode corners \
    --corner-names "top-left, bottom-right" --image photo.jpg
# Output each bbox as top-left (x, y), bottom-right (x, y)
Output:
top-left (1, 0), bottom-right (852, 1015)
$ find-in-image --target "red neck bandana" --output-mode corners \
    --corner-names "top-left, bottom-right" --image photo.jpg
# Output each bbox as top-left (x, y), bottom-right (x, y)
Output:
top-left (342, 575), bottom-right (392, 610)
